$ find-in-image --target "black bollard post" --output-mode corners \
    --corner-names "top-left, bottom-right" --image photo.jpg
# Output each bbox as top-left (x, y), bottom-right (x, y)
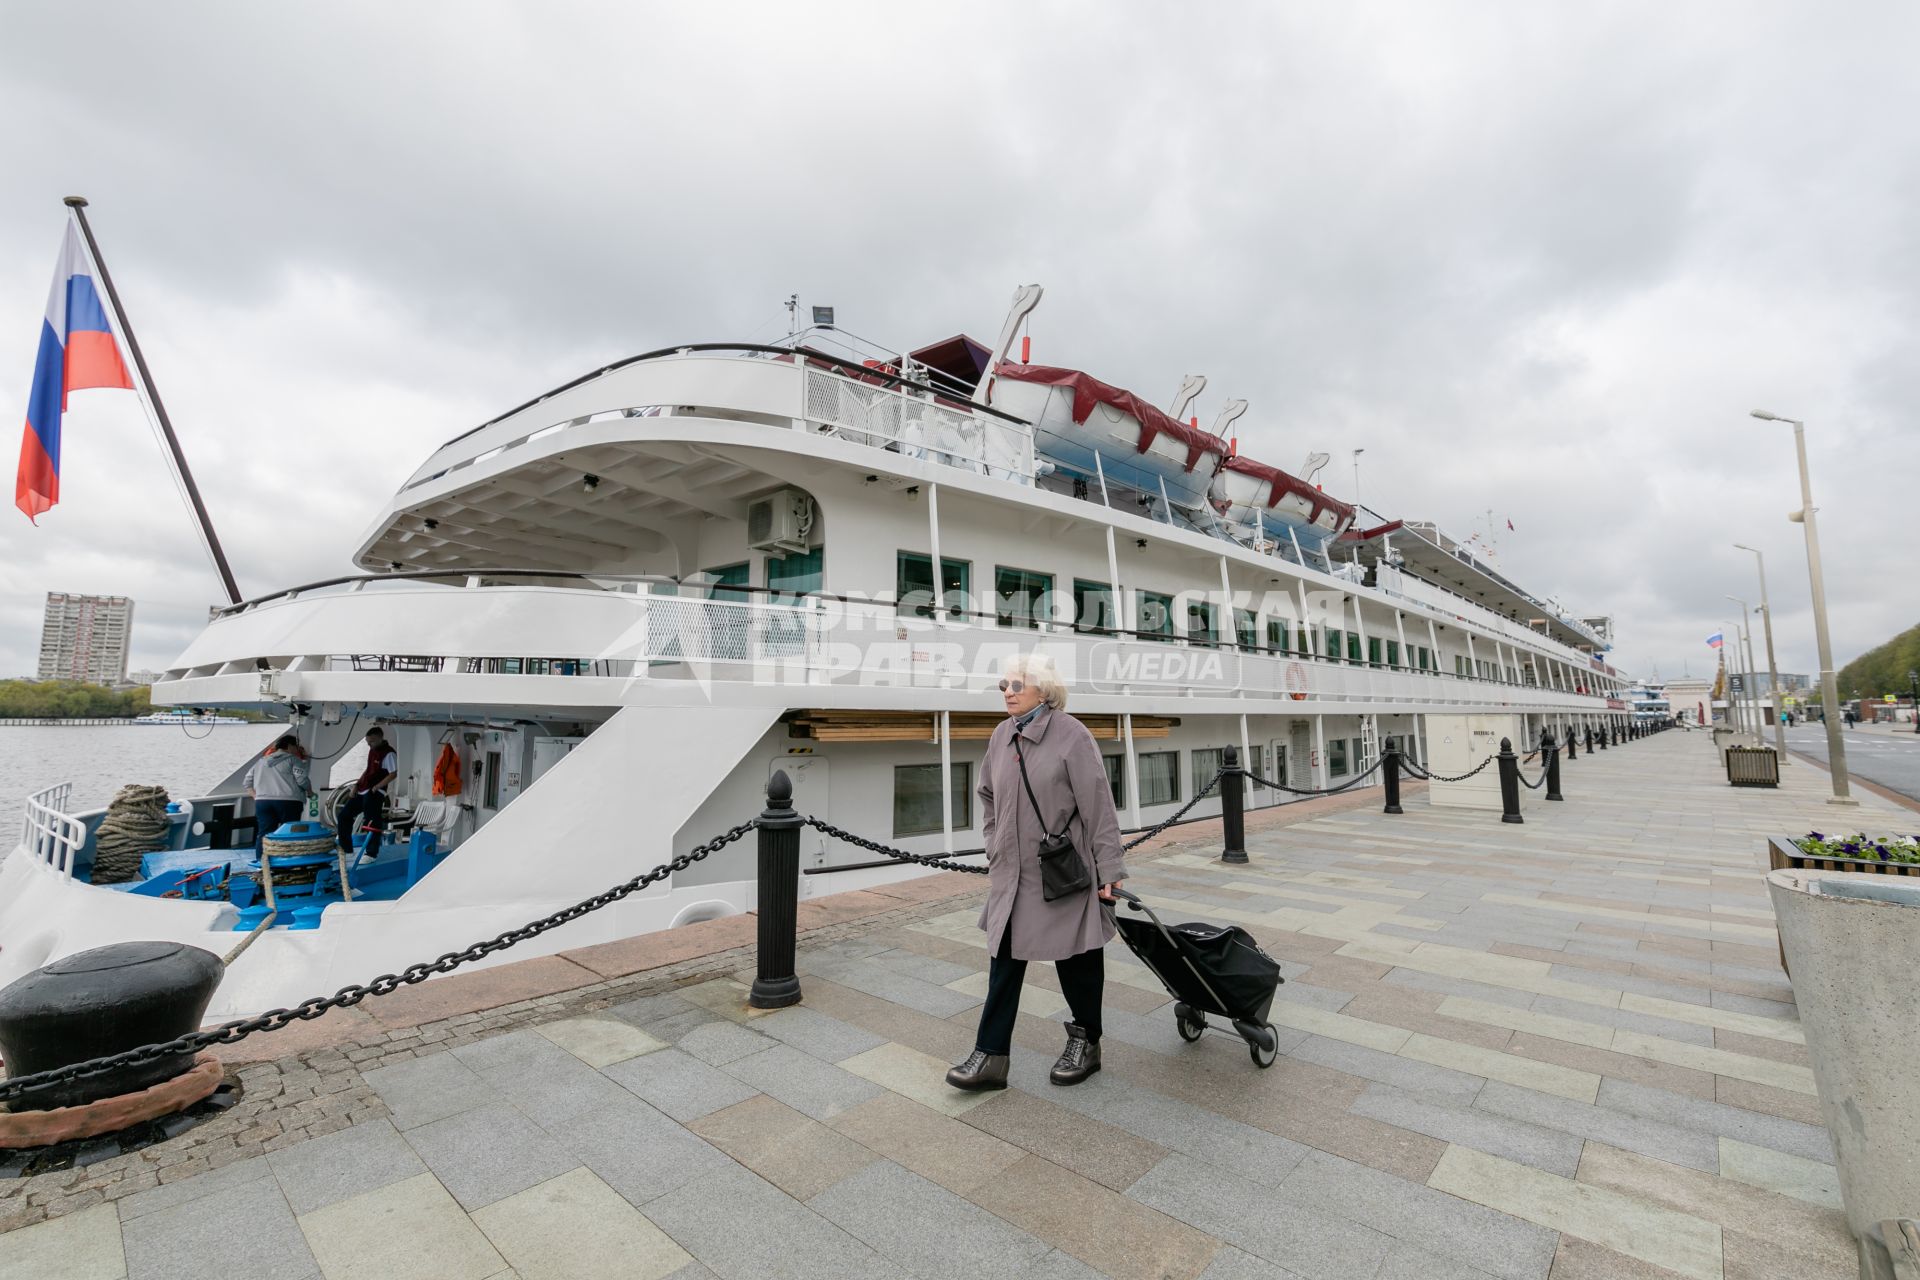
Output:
top-left (1497, 737), bottom-right (1524, 823)
top-left (0, 941), bottom-right (223, 1111)
top-left (1383, 737), bottom-right (1404, 815)
top-left (749, 771), bottom-right (803, 1010)
top-left (1565, 725), bottom-right (1577, 760)
top-left (1600, 725), bottom-right (1608, 750)
top-left (1220, 745), bottom-right (1249, 864)
top-left (1544, 728), bottom-right (1564, 801)
top-left (1584, 726), bottom-right (1594, 753)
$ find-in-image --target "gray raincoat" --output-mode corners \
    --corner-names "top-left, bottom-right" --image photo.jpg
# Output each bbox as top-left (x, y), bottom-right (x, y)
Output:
top-left (976, 706), bottom-right (1128, 961)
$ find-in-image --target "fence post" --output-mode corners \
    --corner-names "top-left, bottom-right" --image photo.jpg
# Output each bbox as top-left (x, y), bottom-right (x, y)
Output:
top-left (1498, 737), bottom-right (1524, 824)
top-left (1219, 745), bottom-right (1248, 865)
top-left (1543, 728), bottom-right (1564, 801)
top-left (1565, 725), bottom-right (1577, 760)
top-left (749, 771), bottom-right (803, 1010)
top-left (1383, 736), bottom-right (1404, 814)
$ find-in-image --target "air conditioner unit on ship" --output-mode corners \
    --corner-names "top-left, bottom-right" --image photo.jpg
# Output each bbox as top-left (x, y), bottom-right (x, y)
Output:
top-left (747, 490), bottom-right (814, 553)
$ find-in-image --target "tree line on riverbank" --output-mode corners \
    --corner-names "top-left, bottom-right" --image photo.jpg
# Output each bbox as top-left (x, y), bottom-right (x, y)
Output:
top-left (0, 680), bottom-right (155, 719)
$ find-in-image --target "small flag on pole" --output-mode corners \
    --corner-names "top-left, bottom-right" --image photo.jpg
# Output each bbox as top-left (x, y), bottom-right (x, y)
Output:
top-left (1506, 518), bottom-right (1514, 531)
top-left (16, 221), bottom-right (135, 521)
top-left (1706, 632), bottom-right (1724, 648)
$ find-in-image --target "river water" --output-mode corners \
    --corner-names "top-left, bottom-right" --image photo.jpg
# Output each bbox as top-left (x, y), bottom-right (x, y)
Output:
top-left (0, 724), bottom-right (284, 836)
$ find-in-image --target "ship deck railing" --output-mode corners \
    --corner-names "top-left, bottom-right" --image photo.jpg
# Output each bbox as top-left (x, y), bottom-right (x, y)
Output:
top-left (163, 575), bottom-right (1609, 714)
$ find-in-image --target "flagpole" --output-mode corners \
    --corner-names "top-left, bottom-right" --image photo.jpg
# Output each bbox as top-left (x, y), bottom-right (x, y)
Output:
top-left (62, 196), bottom-right (241, 605)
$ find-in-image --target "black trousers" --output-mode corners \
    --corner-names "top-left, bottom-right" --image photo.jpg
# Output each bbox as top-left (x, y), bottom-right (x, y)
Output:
top-left (254, 799), bottom-right (303, 855)
top-left (973, 924), bottom-right (1104, 1056)
top-left (336, 791), bottom-right (387, 856)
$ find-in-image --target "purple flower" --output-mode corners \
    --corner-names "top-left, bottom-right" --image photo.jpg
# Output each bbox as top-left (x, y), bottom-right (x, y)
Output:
top-left (1808, 831), bottom-right (1824, 842)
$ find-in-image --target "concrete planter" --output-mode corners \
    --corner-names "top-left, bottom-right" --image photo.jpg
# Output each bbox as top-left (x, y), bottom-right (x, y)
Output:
top-left (1767, 867), bottom-right (1920, 1242)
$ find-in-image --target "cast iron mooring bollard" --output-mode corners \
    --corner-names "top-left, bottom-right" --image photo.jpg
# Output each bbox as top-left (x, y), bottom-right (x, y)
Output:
top-left (749, 771), bottom-right (803, 1010)
top-left (1599, 725), bottom-right (1608, 750)
top-left (1497, 737), bottom-right (1524, 824)
top-left (1565, 726), bottom-right (1576, 760)
top-left (0, 941), bottom-right (223, 1111)
top-left (1584, 726), bottom-right (1594, 753)
top-left (1543, 728), bottom-right (1564, 802)
top-left (1219, 745), bottom-right (1249, 865)
top-left (1382, 737), bottom-right (1404, 815)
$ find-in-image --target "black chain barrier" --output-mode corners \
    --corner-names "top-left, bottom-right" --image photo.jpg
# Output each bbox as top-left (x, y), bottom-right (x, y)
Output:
top-left (800, 767), bottom-right (1231, 873)
top-left (799, 818), bottom-right (988, 875)
top-left (1401, 754), bottom-right (1495, 784)
top-left (0, 821), bottom-right (759, 1107)
top-left (1516, 754), bottom-right (1554, 791)
top-left (1243, 755), bottom-right (1386, 797)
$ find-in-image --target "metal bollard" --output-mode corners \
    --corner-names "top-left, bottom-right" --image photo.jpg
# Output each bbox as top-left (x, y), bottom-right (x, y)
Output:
top-left (1220, 745), bottom-right (1249, 864)
top-left (1383, 737), bottom-right (1404, 815)
top-left (1543, 728), bottom-right (1564, 801)
top-left (1584, 726), bottom-right (1594, 753)
top-left (1565, 726), bottom-right (1577, 760)
top-left (1599, 725), bottom-right (1609, 750)
top-left (749, 771), bottom-right (803, 1010)
top-left (1498, 737), bottom-right (1524, 824)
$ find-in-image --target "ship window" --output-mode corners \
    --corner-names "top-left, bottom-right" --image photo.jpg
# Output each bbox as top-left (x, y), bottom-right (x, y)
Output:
top-left (1193, 747), bottom-right (1226, 791)
top-left (703, 562), bottom-right (751, 604)
top-left (1387, 640), bottom-right (1401, 668)
top-left (1103, 754), bottom-right (1125, 806)
top-left (1138, 591), bottom-right (1176, 642)
top-left (1368, 638), bottom-right (1382, 667)
top-left (1325, 628), bottom-right (1343, 661)
top-left (1186, 601), bottom-right (1217, 645)
top-left (893, 762), bottom-right (971, 837)
top-left (1138, 750), bottom-right (1179, 806)
top-left (1298, 626), bottom-right (1312, 655)
top-left (1235, 609), bottom-right (1257, 651)
top-left (1348, 634), bottom-right (1363, 664)
top-left (1329, 737), bottom-right (1349, 776)
top-left (898, 553), bottom-right (970, 619)
top-left (1266, 619), bottom-right (1288, 652)
top-left (1073, 579), bottom-right (1118, 633)
top-left (767, 547), bottom-right (823, 599)
top-left (994, 566), bottom-right (1054, 630)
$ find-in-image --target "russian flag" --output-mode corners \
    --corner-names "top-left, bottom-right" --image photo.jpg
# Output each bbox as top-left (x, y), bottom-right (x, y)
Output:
top-left (1706, 632), bottom-right (1724, 649)
top-left (15, 222), bottom-right (134, 521)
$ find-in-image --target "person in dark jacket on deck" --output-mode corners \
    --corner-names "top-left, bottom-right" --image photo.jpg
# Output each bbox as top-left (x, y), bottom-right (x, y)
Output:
top-left (336, 727), bottom-right (398, 859)
top-left (946, 653), bottom-right (1127, 1093)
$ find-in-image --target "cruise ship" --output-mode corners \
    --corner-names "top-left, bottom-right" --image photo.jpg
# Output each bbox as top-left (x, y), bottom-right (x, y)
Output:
top-left (2, 286), bottom-right (1634, 1018)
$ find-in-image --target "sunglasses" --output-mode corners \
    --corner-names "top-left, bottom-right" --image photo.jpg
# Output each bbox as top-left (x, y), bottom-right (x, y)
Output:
top-left (997, 679), bottom-right (1026, 694)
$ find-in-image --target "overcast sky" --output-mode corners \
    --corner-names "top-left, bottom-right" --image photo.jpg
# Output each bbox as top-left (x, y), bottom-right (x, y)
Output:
top-left (2, 3), bottom-right (1914, 688)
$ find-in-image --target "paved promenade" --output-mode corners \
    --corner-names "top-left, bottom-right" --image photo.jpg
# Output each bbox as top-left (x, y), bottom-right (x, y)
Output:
top-left (2, 732), bottom-right (1905, 1279)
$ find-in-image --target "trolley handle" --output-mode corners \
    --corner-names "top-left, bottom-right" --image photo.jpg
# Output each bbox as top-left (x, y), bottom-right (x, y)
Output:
top-left (1104, 887), bottom-right (1233, 1016)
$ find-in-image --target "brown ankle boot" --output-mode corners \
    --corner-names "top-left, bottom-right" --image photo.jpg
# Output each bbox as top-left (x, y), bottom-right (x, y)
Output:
top-left (945, 1048), bottom-right (1009, 1091)
top-left (1049, 1023), bottom-right (1101, 1085)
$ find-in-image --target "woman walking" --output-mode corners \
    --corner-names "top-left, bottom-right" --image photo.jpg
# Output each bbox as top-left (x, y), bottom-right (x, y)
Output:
top-left (947, 653), bottom-right (1127, 1092)
top-left (244, 734), bottom-right (312, 854)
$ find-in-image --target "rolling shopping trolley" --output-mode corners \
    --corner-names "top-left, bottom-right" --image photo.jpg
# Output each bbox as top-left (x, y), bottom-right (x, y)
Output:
top-left (1108, 887), bottom-right (1285, 1068)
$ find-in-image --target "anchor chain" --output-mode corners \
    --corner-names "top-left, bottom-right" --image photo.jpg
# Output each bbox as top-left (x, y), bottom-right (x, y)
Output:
top-left (0, 821), bottom-right (758, 1106)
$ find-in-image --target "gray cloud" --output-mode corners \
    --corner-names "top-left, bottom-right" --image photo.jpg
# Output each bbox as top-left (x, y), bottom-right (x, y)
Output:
top-left (2, 2), bottom-right (1915, 684)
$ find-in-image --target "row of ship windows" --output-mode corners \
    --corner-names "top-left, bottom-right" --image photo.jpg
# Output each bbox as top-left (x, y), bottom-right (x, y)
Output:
top-left (891, 740), bottom-right (1369, 838)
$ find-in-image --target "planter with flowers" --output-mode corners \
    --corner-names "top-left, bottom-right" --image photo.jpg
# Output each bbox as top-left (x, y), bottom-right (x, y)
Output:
top-left (1770, 831), bottom-right (1920, 878)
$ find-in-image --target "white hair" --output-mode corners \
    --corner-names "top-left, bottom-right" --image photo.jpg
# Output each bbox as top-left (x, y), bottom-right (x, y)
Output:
top-left (1003, 652), bottom-right (1068, 711)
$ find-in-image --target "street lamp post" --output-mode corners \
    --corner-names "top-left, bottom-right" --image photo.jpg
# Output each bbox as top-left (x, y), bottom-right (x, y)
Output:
top-left (1724, 597), bottom-right (1762, 744)
top-left (1752, 410), bottom-right (1852, 803)
top-left (1723, 620), bottom-right (1746, 735)
top-left (1733, 543), bottom-right (1789, 759)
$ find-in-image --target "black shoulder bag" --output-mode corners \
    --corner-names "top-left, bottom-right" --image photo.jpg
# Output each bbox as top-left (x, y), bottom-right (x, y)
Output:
top-left (1013, 734), bottom-right (1091, 901)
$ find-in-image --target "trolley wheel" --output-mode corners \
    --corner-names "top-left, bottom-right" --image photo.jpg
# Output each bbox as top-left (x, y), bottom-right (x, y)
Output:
top-left (1244, 1022), bottom-right (1278, 1069)
top-left (1173, 1003), bottom-right (1207, 1043)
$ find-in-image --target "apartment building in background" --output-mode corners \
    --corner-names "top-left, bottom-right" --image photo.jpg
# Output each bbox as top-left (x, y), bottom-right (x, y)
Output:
top-left (37, 592), bottom-right (135, 686)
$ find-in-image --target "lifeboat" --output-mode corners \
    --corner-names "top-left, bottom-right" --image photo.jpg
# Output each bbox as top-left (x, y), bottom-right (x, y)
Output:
top-left (986, 362), bottom-right (1355, 545)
